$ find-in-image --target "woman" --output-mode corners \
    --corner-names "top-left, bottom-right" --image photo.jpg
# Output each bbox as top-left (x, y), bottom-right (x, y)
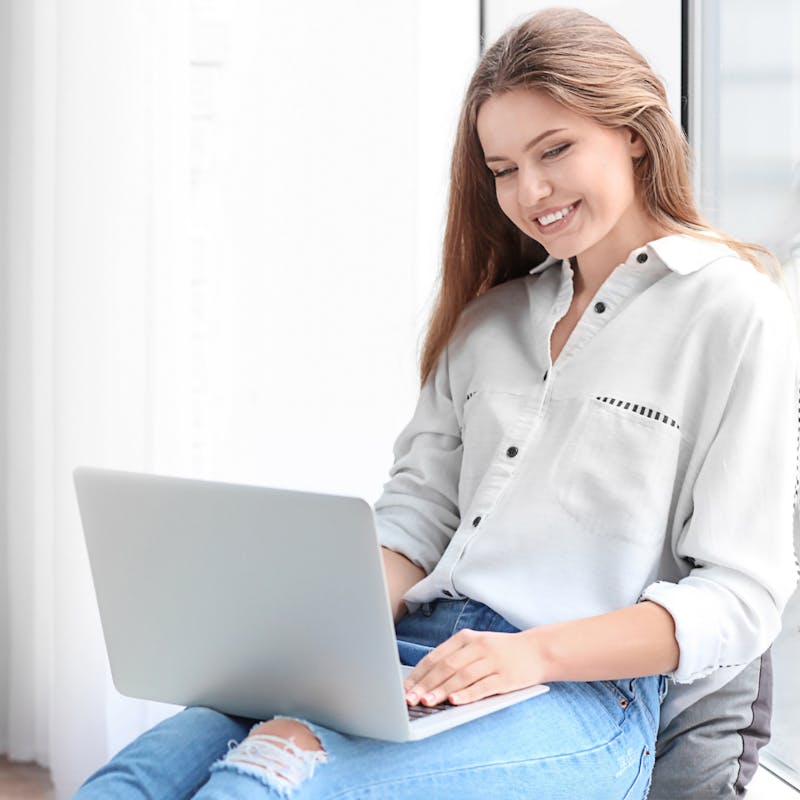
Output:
top-left (76, 8), bottom-right (797, 799)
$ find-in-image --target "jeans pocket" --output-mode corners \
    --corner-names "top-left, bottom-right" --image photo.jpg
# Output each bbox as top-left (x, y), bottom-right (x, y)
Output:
top-left (592, 681), bottom-right (631, 731)
top-left (624, 676), bottom-right (663, 739)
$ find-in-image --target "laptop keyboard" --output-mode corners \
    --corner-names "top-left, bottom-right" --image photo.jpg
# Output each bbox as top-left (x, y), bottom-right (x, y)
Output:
top-left (407, 700), bottom-right (454, 720)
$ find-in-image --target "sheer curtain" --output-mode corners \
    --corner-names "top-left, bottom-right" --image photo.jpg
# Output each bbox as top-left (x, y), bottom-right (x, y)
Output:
top-left (1, 1), bottom-right (476, 797)
top-left (3, 0), bottom-right (192, 790)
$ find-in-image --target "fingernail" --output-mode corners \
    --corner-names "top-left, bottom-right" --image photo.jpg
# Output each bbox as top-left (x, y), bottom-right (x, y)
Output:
top-left (406, 692), bottom-right (418, 704)
top-left (424, 693), bottom-right (436, 705)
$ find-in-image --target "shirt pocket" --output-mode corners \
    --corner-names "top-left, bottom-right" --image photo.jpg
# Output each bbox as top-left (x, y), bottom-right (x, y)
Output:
top-left (555, 396), bottom-right (685, 544)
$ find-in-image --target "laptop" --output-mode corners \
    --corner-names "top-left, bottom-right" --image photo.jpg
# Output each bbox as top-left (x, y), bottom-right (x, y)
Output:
top-left (73, 466), bottom-right (549, 741)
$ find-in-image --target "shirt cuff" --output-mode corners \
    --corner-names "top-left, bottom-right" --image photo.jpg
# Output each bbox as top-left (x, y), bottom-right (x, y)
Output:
top-left (639, 580), bottom-right (723, 683)
top-left (375, 517), bottom-right (440, 575)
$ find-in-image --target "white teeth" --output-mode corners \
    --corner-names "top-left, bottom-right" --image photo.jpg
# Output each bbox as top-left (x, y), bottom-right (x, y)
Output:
top-left (538, 204), bottom-right (574, 226)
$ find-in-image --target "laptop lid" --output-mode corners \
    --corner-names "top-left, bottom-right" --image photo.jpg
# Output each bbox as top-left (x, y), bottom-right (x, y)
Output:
top-left (74, 467), bottom-right (416, 741)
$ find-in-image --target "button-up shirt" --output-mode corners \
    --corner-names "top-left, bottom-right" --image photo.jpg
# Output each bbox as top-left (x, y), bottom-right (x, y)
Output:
top-left (375, 234), bottom-right (799, 728)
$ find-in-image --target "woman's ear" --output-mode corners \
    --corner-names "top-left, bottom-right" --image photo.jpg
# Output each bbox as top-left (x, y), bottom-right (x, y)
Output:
top-left (628, 128), bottom-right (646, 158)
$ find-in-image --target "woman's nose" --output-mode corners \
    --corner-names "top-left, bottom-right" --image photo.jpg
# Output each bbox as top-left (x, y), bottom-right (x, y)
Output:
top-left (517, 168), bottom-right (552, 207)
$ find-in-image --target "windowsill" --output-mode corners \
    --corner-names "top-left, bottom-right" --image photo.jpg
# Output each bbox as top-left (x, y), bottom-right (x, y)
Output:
top-left (749, 765), bottom-right (800, 799)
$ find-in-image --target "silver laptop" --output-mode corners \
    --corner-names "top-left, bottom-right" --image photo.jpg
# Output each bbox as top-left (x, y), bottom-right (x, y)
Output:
top-left (73, 467), bottom-right (548, 741)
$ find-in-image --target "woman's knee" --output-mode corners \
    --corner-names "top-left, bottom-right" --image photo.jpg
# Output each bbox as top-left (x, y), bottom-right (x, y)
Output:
top-left (210, 718), bottom-right (328, 795)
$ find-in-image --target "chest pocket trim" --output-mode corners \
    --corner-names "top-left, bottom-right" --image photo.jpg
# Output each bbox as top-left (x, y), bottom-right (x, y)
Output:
top-left (596, 396), bottom-right (680, 430)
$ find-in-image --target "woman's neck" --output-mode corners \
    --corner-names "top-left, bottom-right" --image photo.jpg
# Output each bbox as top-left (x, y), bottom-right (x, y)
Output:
top-left (571, 216), bottom-right (669, 299)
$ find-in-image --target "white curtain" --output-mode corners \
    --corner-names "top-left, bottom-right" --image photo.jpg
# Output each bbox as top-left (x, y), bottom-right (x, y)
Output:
top-left (1, 1), bottom-right (477, 797)
top-left (4, 0), bottom-right (192, 791)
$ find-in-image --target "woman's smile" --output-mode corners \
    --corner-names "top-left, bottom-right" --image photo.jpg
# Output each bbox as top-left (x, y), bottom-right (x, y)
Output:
top-left (531, 201), bottom-right (580, 235)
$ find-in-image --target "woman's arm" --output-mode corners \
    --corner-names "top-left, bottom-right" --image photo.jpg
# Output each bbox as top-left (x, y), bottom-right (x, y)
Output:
top-left (382, 547), bottom-right (426, 622)
top-left (527, 600), bottom-right (679, 682)
top-left (374, 346), bottom-right (463, 578)
top-left (404, 600), bottom-right (678, 706)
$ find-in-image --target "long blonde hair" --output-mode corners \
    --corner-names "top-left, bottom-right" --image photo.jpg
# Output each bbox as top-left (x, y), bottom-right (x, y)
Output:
top-left (420, 7), bottom-right (771, 384)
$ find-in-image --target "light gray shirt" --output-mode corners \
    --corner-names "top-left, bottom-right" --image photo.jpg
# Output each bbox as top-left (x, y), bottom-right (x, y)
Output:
top-left (375, 234), bottom-right (799, 728)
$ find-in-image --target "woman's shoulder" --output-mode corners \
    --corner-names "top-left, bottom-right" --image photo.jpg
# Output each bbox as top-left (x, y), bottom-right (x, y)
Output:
top-left (656, 234), bottom-right (794, 331)
top-left (701, 256), bottom-right (792, 334)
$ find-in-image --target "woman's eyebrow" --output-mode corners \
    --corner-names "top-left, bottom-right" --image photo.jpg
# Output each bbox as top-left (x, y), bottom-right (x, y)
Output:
top-left (485, 128), bottom-right (568, 163)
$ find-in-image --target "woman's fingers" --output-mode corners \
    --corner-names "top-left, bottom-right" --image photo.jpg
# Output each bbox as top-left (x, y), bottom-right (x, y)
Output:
top-left (404, 629), bottom-right (493, 705)
top-left (413, 658), bottom-right (494, 707)
top-left (412, 659), bottom-right (491, 706)
top-left (404, 629), bottom-right (541, 706)
top-left (404, 629), bottom-right (475, 690)
top-left (448, 672), bottom-right (505, 705)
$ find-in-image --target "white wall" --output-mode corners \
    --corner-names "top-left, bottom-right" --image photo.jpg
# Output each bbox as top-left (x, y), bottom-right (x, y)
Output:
top-left (150, 0), bottom-right (479, 506)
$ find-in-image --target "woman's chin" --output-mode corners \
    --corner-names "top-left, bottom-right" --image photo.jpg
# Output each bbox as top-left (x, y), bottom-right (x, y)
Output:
top-left (541, 243), bottom-right (575, 261)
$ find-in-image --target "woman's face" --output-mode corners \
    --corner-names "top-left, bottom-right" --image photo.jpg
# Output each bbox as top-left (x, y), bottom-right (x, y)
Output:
top-left (476, 88), bottom-right (657, 272)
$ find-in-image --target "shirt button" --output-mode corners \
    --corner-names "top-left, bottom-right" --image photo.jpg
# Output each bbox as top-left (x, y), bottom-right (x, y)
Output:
top-left (636, 252), bottom-right (648, 263)
top-left (594, 301), bottom-right (606, 313)
top-left (506, 446), bottom-right (519, 457)
top-left (472, 516), bottom-right (482, 527)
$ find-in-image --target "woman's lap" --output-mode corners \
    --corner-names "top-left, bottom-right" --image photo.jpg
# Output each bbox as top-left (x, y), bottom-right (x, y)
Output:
top-left (198, 678), bottom-right (659, 799)
top-left (76, 601), bottom-right (663, 800)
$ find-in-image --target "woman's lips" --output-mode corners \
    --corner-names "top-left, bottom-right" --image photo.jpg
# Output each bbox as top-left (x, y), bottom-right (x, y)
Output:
top-left (532, 200), bottom-right (580, 235)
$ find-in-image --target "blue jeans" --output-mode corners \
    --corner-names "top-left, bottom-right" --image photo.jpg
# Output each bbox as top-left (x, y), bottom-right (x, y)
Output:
top-left (76, 600), bottom-right (664, 799)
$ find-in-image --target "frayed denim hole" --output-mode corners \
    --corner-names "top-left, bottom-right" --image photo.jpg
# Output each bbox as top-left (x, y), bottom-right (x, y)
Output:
top-left (271, 715), bottom-right (336, 756)
top-left (210, 731), bottom-right (328, 797)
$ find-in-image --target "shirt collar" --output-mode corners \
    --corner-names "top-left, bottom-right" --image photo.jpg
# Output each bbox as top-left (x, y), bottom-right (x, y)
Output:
top-left (528, 233), bottom-right (737, 277)
top-left (528, 255), bottom-right (562, 275)
top-left (647, 233), bottom-right (737, 275)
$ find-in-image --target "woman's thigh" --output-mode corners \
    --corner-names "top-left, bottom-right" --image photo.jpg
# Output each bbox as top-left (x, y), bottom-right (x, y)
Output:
top-left (200, 676), bottom-right (662, 800)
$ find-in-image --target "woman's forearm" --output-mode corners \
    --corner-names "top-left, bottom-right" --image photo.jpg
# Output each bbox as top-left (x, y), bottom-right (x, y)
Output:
top-left (526, 600), bottom-right (679, 683)
top-left (381, 547), bottom-right (426, 621)
top-left (404, 600), bottom-right (679, 707)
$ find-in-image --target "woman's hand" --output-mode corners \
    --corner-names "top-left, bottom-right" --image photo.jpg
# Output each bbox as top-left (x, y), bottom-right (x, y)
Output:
top-left (403, 603), bottom-right (679, 706)
top-left (403, 628), bottom-right (544, 707)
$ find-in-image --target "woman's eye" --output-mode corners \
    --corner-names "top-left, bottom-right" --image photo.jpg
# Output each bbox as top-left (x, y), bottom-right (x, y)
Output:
top-left (491, 166), bottom-right (517, 179)
top-left (543, 143), bottom-right (570, 159)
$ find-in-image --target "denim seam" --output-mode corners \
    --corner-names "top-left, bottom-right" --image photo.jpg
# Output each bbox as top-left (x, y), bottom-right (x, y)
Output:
top-left (637, 679), bottom-right (663, 739)
top-left (620, 744), bottom-right (653, 800)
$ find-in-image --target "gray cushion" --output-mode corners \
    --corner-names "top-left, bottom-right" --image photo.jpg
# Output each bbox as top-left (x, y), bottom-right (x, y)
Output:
top-left (649, 650), bottom-right (772, 799)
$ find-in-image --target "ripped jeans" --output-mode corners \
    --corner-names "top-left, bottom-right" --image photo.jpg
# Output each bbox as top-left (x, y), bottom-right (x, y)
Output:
top-left (75, 600), bottom-right (665, 799)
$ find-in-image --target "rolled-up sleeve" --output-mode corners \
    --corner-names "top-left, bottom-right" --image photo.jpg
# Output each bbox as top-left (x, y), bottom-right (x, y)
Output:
top-left (641, 287), bottom-right (799, 683)
top-left (374, 346), bottom-right (463, 574)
